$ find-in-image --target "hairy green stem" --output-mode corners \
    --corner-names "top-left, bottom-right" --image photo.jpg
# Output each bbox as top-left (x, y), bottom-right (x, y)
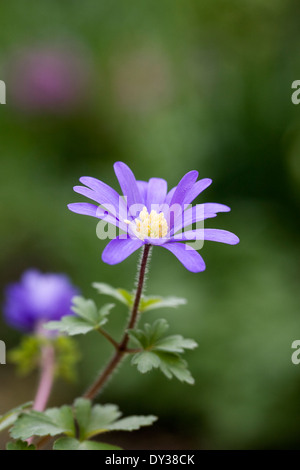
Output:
top-left (83, 244), bottom-right (151, 400)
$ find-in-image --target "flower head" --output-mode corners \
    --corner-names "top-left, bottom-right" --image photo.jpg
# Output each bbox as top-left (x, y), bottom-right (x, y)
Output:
top-left (3, 270), bottom-right (78, 333)
top-left (68, 162), bottom-right (239, 273)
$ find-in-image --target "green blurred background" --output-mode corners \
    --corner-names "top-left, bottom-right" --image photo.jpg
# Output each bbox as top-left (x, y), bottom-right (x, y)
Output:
top-left (1, 0), bottom-right (300, 450)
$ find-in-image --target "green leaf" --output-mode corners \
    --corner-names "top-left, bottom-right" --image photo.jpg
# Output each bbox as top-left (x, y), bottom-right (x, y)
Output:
top-left (53, 437), bottom-right (121, 450)
top-left (128, 319), bottom-right (197, 384)
top-left (79, 440), bottom-right (122, 450)
top-left (107, 415), bottom-right (157, 432)
top-left (10, 406), bottom-right (75, 440)
top-left (74, 398), bottom-right (92, 441)
top-left (155, 352), bottom-right (195, 384)
top-left (128, 319), bottom-right (169, 349)
top-left (10, 412), bottom-right (64, 440)
top-left (46, 316), bottom-right (95, 336)
top-left (71, 297), bottom-right (99, 322)
top-left (45, 406), bottom-right (75, 436)
top-left (132, 351), bottom-right (195, 384)
top-left (6, 440), bottom-right (36, 450)
top-left (154, 335), bottom-right (198, 353)
top-left (45, 296), bottom-right (114, 336)
top-left (139, 296), bottom-right (187, 313)
top-left (53, 437), bottom-right (79, 450)
top-left (72, 399), bottom-right (156, 441)
top-left (131, 351), bottom-right (160, 373)
top-left (128, 319), bottom-right (197, 352)
top-left (92, 282), bottom-right (187, 314)
top-left (0, 402), bottom-right (33, 433)
top-left (83, 403), bottom-right (122, 439)
top-left (93, 282), bottom-right (132, 306)
top-left (9, 399), bottom-right (157, 443)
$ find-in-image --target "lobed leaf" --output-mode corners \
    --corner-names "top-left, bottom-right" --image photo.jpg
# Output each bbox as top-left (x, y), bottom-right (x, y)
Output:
top-left (131, 351), bottom-right (160, 373)
top-left (107, 415), bottom-right (157, 432)
top-left (71, 296), bottom-right (100, 323)
top-left (131, 350), bottom-right (195, 384)
top-left (154, 335), bottom-right (198, 353)
top-left (53, 437), bottom-right (121, 450)
top-left (139, 296), bottom-right (187, 313)
top-left (92, 282), bottom-right (132, 306)
top-left (45, 316), bottom-right (96, 336)
top-left (128, 319), bottom-right (169, 349)
top-left (10, 406), bottom-right (75, 440)
top-left (45, 296), bottom-right (114, 336)
top-left (92, 282), bottom-right (187, 313)
top-left (9, 399), bottom-right (157, 443)
top-left (74, 398), bottom-right (92, 441)
top-left (155, 352), bottom-right (195, 384)
top-left (74, 399), bottom-right (156, 441)
top-left (128, 319), bottom-right (197, 384)
top-left (0, 402), bottom-right (33, 433)
top-left (6, 440), bottom-right (36, 450)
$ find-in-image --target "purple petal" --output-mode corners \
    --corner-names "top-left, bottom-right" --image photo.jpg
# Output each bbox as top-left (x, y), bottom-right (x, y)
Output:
top-left (170, 170), bottom-right (199, 207)
top-left (137, 180), bottom-right (148, 206)
top-left (165, 186), bottom-right (176, 205)
top-left (172, 203), bottom-right (231, 234)
top-left (166, 171), bottom-right (199, 231)
top-left (78, 177), bottom-right (128, 220)
top-left (68, 202), bottom-right (98, 217)
top-left (102, 237), bottom-right (144, 265)
top-left (178, 228), bottom-right (240, 245)
top-left (184, 178), bottom-right (212, 205)
top-left (162, 242), bottom-right (206, 272)
top-left (73, 185), bottom-right (103, 204)
top-left (68, 203), bottom-right (127, 230)
top-left (114, 162), bottom-right (142, 211)
top-left (79, 176), bottom-right (126, 212)
top-left (146, 178), bottom-right (168, 210)
top-left (73, 185), bottom-right (127, 220)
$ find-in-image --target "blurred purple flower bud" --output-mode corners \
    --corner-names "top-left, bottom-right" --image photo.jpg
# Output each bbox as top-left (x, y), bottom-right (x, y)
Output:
top-left (3, 269), bottom-right (79, 333)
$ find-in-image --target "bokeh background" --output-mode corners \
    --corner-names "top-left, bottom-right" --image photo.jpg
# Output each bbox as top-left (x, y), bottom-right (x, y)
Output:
top-left (1, 0), bottom-right (300, 450)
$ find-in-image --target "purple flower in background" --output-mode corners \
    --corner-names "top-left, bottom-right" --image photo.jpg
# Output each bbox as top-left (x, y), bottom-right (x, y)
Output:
top-left (3, 270), bottom-right (78, 333)
top-left (68, 162), bottom-right (239, 273)
top-left (9, 45), bottom-right (91, 114)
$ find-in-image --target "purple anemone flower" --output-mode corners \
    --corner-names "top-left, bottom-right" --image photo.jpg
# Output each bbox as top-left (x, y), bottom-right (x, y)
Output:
top-left (68, 162), bottom-right (239, 273)
top-left (3, 270), bottom-right (79, 333)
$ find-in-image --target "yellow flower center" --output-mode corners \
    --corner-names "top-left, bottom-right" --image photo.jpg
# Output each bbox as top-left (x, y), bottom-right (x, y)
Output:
top-left (126, 206), bottom-right (168, 240)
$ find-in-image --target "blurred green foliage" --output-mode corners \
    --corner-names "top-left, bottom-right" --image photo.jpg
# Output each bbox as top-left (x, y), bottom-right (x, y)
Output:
top-left (9, 335), bottom-right (79, 382)
top-left (1, 0), bottom-right (300, 449)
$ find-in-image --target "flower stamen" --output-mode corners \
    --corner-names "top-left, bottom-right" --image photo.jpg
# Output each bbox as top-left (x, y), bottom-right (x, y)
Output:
top-left (126, 206), bottom-right (168, 240)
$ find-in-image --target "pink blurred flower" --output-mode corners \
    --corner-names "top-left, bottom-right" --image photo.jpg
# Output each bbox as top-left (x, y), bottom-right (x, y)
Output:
top-left (9, 44), bottom-right (91, 114)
